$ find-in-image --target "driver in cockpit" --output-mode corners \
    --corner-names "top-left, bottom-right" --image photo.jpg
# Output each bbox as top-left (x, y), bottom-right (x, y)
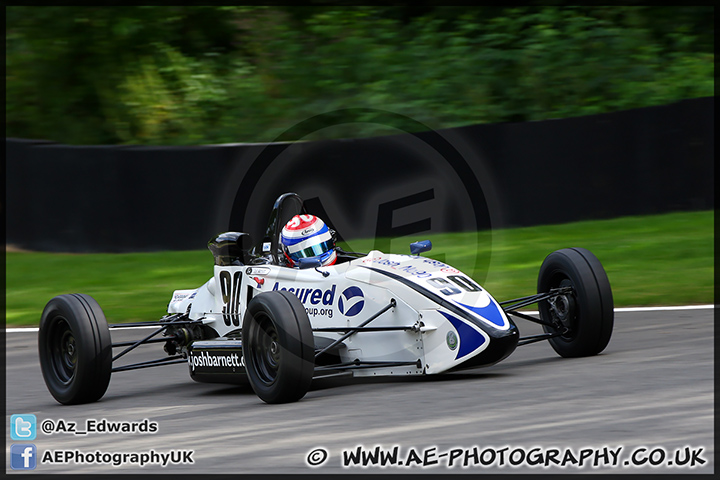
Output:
top-left (279, 214), bottom-right (337, 267)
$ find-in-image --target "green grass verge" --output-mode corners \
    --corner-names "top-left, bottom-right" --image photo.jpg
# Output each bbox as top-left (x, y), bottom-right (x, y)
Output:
top-left (5, 210), bottom-right (713, 327)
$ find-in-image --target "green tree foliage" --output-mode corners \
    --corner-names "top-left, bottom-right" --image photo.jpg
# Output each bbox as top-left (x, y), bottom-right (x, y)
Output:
top-left (5, 6), bottom-right (714, 145)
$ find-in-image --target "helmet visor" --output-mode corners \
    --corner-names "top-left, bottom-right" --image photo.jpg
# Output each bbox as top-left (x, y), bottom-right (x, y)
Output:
top-left (288, 239), bottom-right (334, 261)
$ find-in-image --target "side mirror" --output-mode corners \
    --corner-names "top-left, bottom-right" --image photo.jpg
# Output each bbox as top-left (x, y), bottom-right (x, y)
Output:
top-left (410, 240), bottom-right (432, 255)
top-left (298, 257), bottom-right (322, 269)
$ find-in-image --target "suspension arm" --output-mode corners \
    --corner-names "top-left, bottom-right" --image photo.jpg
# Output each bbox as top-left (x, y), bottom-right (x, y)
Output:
top-left (314, 298), bottom-right (397, 359)
top-left (504, 309), bottom-right (557, 328)
top-left (108, 316), bottom-right (203, 329)
top-left (111, 325), bottom-right (169, 362)
top-left (313, 325), bottom-right (414, 333)
top-left (517, 331), bottom-right (565, 346)
top-left (499, 286), bottom-right (573, 312)
top-left (112, 336), bottom-right (177, 348)
top-left (110, 315), bottom-right (203, 362)
top-left (111, 356), bottom-right (187, 372)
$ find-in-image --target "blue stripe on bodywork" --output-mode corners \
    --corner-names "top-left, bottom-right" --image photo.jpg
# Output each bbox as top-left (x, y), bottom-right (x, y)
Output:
top-left (359, 265), bottom-right (508, 332)
top-left (439, 311), bottom-right (486, 359)
top-left (454, 299), bottom-right (507, 327)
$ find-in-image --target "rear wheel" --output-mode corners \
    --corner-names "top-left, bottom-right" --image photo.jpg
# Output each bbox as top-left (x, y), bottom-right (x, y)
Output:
top-left (538, 248), bottom-right (613, 357)
top-left (242, 290), bottom-right (314, 403)
top-left (38, 294), bottom-right (112, 404)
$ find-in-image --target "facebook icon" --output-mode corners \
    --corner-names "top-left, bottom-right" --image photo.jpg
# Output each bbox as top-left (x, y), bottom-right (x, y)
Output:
top-left (11, 444), bottom-right (37, 470)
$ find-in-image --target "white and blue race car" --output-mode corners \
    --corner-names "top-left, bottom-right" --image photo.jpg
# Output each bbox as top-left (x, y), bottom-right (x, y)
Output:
top-left (38, 193), bottom-right (614, 404)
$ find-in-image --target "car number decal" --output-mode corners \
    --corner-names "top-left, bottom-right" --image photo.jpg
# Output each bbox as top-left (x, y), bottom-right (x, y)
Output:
top-left (219, 271), bottom-right (242, 326)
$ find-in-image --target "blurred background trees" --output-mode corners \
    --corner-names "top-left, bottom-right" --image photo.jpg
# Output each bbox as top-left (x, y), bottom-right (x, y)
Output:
top-left (5, 5), bottom-right (714, 145)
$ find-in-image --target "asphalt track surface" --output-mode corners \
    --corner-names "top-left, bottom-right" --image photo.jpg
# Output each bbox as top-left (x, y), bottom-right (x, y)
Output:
top-left (5, 308), bottom-right (714, 475)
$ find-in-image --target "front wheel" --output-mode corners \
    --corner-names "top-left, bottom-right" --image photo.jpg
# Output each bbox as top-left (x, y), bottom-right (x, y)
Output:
top-left (242, 290), bottom-right (315, 404)
top-left (537, 248), bottom-right (613, 357)
top-left (38, 294), bottom-right (113, 404)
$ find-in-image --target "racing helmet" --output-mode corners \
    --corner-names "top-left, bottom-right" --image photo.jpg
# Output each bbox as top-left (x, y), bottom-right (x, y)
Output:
top-left (280, 214), bottom-right (337, 267)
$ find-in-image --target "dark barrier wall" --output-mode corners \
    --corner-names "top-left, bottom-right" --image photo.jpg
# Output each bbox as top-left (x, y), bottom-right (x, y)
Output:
top-left (5, 97), bottom-right (713, 253)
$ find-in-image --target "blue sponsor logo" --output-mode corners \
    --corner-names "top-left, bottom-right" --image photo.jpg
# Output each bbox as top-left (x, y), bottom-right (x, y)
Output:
top-left (273, 282), bottom-right (336, 306)
top-left (272, 283), bottom-right (365, 317)
top-left (339, 286), bottom-right (365, 317)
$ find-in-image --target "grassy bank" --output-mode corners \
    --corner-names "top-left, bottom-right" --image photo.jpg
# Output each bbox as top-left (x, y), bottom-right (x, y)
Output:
top-left (5, 210), bottom-right (713, 326)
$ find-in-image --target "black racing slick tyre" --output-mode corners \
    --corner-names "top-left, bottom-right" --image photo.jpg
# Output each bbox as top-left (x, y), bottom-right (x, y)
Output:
top-left (38, 294), bottom-right (113, 404)
top-left (537, 248), bottom-right (614, 358)
top-left (242, 290), bottom-right (315, 404)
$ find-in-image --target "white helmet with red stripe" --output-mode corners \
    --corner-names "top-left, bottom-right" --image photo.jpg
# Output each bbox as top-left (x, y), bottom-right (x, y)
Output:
top-left (280, 214), bottom-right (337, 267)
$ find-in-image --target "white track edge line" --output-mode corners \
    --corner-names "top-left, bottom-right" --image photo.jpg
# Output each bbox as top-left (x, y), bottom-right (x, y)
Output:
top-left (4, 305), bottom-right (714, 333)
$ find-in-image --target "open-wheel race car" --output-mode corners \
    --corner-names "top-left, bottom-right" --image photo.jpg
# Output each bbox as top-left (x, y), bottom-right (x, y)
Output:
top-left (38, 193), bottom-right (614, 405)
